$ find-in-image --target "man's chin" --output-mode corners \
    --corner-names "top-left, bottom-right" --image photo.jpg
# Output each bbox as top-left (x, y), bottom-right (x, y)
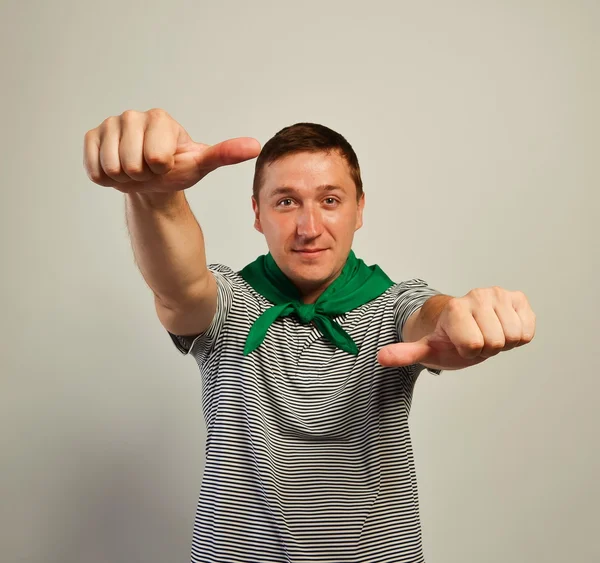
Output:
top-left (287, 266), bottom-right (333, 290)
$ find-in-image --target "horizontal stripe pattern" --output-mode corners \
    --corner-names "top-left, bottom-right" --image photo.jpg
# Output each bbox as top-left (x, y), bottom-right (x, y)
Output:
top-left (168, 264), bottom-right (442, 562)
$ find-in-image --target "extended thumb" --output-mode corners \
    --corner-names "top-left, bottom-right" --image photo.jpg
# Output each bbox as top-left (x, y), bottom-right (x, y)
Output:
top-left (197, 137), bottom-right (261, 172)
top-left (377, 339), bottom-right (431, 367)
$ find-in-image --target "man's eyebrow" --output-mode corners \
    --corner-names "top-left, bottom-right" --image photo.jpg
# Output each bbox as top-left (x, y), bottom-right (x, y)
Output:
top-left (268, 184), bottom-right (344, 197)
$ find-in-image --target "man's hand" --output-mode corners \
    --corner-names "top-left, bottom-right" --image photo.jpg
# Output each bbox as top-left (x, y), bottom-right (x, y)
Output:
top-left (84, 108), bottom-right (261, 194)
top-left (377, 287), bottom-right (536, 371)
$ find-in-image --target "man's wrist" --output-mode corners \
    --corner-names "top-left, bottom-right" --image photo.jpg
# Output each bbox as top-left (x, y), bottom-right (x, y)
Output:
top-left (408, 294), bottom-right (453, 342)
top-left (126, 190), bottom-right (187, 213)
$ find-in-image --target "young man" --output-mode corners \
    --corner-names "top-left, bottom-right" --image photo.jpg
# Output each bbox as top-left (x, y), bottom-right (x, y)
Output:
top-left (84, 108), bottom-right (536, 563)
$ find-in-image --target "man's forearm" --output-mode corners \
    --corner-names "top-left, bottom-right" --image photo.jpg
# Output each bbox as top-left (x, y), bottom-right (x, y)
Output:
top-left (124, 190), bottom-right (210, 310)
top-left (404, 294), bottom-right (453, 342)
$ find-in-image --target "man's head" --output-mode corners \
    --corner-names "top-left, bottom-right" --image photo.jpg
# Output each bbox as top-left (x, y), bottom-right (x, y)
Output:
top-left (251, 123), bottom-right (365, 303)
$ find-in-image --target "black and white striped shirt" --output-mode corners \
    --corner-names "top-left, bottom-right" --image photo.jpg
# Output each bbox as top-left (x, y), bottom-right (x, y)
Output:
top-left (168, 263), bottom-right (443, 562)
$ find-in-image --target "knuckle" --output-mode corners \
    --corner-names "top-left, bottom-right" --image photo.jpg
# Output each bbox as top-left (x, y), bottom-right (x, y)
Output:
top-left (120, 109), bottom-right (140, 122)
top-left (87, 169), bottom-right (103, 182)
top-left (145, 151), bottom-right (169, 165)
top-left (122, 162), bottom-right (144, 176)
top-left (514, 290), bottom-right (529, 304)
top-left (459, 343), bottom-right (482, 358)
top-left (147, 107), bottom-right (167, 119)
top-left (446, 297), bottom-right (463, 313)
top-left (468, 288), bottom-right (486, 302)
top-left (505, 333), bottom-right (520, 346)
top-left (465, 339), bottom-right (483, 351)
top-left (492, 286), bottom-right (508, 300)
top-left (103, 164), bottom-right (121, 177)
top-left (100, 115), bottom-right (117, 129)
top-left (145, 152), bottom-right (173, 174)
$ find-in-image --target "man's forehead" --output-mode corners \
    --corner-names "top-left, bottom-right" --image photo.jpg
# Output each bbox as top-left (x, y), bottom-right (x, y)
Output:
top-left (262, 152), bottom-right (352, 192)
top-left (268, 150), bottom-right (344, 169)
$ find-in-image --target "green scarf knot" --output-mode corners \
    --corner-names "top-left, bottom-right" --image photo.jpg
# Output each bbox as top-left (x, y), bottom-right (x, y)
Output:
top-left (295, 303), bottom-right (317, 323)
top-left (239, 250), bottom-right (394, 356)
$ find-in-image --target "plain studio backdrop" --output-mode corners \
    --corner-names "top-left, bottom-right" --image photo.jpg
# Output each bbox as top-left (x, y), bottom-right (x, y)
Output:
top-left (1, 1), bottom-right (598, 562)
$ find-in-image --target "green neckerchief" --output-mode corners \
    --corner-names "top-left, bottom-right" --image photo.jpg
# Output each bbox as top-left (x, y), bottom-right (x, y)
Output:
top-left (239, 250), bottom-right (395, 356)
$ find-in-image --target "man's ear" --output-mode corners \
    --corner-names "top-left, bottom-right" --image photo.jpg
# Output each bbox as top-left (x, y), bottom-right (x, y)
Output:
top-left (252, 196), bottom-right (263, 233)
top-left (355, 192), bottom-right (365, 231)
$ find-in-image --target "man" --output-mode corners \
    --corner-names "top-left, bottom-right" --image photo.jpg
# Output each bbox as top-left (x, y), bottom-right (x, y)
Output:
top-left (84, 108), bottom-right (536, 563)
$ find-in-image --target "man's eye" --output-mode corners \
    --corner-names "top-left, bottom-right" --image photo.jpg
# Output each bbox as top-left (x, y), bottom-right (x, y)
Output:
top-left (324, 197), bottom-right (338, 205)
top-left (278, 198), bottom-right (293, 207)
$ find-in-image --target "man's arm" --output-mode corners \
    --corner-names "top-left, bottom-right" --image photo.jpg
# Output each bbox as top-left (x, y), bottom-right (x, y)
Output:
top-left (125, 190), bottom-right (217, 336)
top-left (402, 294), bottom-right (453, 343)
top-left (83, 108), bottom-right (261, 337)
top-left (381, 287), bottom-right (536, 370)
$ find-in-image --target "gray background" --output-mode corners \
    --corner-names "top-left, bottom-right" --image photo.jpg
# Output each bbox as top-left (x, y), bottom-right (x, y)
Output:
top-left (1, 1), bottom-right (598, 562)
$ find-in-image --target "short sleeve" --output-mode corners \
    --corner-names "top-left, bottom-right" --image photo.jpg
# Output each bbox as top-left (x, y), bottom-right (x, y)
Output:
top-left (167, 264), bottom-right (236, 360)
top-left (392, 278), bottom-right (444, 376)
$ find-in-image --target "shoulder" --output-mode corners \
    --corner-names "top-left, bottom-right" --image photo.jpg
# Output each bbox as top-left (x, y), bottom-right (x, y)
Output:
top-left (207, 262), bottom-right (240, 280)
top-left (388, 278), bottom-right (440, 300)
top-left (390, 278), bottom-right (436, 291)
top-left (207, 263), bottom-right (248, 292)
top-left (372, 278), bottom-right (438, 305)
top-left (207, 263), bottom-right (264, 307)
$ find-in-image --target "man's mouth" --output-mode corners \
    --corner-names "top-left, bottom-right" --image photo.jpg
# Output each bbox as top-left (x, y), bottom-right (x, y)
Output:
top-left (293, 248), bottom-right (327, 255)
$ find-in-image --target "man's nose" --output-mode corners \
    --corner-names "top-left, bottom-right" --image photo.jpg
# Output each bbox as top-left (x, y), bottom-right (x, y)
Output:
top-left (296, 205), bottom-right (322, 239)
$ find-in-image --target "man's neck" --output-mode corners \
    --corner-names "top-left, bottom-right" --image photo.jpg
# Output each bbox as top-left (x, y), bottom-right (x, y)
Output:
top-left (293, 261), bottom-right (347, 304)
top-left (298, 274), bottom-right (341, 304)
top-left (301, 291), bottom-right (322, 305)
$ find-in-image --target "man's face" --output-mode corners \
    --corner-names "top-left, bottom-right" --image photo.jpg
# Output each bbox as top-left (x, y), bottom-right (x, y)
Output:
top-left (252, 150), bottom-right (365, 302)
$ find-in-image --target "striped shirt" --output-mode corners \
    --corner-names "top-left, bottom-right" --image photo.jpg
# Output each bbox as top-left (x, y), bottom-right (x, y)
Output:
top-left (168, 263), bottom-right (443, 563)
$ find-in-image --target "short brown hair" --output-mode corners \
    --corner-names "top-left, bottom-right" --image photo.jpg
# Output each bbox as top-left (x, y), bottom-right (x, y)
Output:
top-left (252, 122), bottom-right (363, 202)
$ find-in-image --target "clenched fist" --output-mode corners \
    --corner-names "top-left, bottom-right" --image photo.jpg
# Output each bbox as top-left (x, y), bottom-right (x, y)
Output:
top-left (83, 108), bottom-right (261, 194)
